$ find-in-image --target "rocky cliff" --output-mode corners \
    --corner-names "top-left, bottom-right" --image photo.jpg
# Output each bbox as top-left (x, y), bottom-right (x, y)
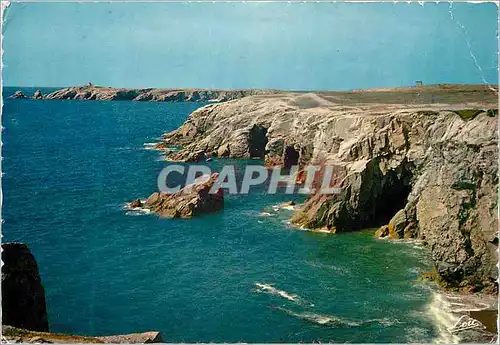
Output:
top-left (39, 85), bottom-right (279, 102)
top-left (2, 243), bottom-right (49, 332)
top-left (156, 84), bottom-right (498, 292)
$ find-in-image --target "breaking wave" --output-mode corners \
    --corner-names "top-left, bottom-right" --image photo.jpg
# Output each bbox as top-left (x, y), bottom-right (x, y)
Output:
top-left (424, 291), bottom-right (497, 343)
top-left (254, 282), bottom-right (301, 302)
top-left (272, 306), bottom-right (401, 328)
top-left (143, 142), bottom-right (159, 150)
top-left (123, 202), bottom-right (152, 216)
top-left (426, 292), bottom-right (462, 344)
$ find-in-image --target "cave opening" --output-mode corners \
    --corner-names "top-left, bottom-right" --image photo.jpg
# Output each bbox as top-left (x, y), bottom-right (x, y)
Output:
top-left (371, 163), bottom-right (414, 227)
top-left (248, 125), bottom-right (268, 159)
top-left (283, 146), bottom-right (300, 169)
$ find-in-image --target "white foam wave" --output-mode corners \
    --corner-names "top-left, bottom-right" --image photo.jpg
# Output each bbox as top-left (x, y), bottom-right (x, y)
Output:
top-left (426, 292), bottom-right (461, 344)
top-left (123, 202), bottom-right (152, 216)
top-left (126, 209), bottom-right (151, 216)
top-left (305, 261), bottom-right (350, 275)
top-left (271, 203), bottom-right (297, 212)
top-left (367, 317), bottom-right (401, 327)
top-left (272, 306), bottom-right (359, 327)
top-left (272, 307), bottom-right (400, 328)
top-left (297, 226), bottom-right (332, 233)
top-left (113, 146), bottom-right (133, 152)
top-left (254, 283), bottom-right (300, 302)
top-left (405, 326), bottom-right (430, 343)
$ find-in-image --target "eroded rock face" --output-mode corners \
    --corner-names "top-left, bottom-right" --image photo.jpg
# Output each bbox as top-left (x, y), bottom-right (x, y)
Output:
top-left (157, 86), bottom-right (498, 291)
top-left (409, 113), bottom-right (499, 290)
top-left (2, 243), bottom-right (49, 332)
top-left (135, 173), bottom-right (223, 218)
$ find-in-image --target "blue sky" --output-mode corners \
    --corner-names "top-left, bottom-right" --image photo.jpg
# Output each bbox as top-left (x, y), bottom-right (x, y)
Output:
top-left (2, 2), bottom-right (498, 90)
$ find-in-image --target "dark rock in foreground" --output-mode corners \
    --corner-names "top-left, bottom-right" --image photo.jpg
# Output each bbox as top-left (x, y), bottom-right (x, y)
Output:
top-left (2, 243), bottom-right (49, 332)
top-left (133, 173), bottom-right (223, 218)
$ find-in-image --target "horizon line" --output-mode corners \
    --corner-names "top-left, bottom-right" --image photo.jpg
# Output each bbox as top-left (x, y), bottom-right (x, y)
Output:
top-left (2, 82), bottom-right (498, 93)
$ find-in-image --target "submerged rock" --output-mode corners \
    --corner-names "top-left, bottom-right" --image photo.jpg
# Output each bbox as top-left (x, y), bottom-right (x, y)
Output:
top-left (138, 173), bottom-right (223, 218)
top-left (2, 243), bottom-right (49, 332)
top-left (156, 85), bottom-right (499, 291)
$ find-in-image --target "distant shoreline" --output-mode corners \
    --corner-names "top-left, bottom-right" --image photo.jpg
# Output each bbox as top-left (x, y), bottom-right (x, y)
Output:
top-left (6, 85), bottom-right (281, 103)
top-left (6, 83), bottom-right (498, 103)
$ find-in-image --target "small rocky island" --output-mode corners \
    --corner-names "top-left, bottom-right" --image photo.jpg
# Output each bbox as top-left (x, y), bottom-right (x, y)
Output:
top-left (154, 84), bottom-right (499, 293)
top-left (8, 90), bottom-right (28, 99)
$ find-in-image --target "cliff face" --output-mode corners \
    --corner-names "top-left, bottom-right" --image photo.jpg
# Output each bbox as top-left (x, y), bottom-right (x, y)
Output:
top-left (41, 85), bottom-right (279, 102)
top-left (2, 243), bottom-right (49, 332)
top-left (158, 85), bottom-right (498, 291)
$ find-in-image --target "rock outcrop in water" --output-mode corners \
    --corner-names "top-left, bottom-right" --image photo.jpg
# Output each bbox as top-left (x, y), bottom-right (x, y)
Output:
top-left (156, 84), bottom-right (498, 292)
top-left (8, 90), bottom-right (27, 99)
top-left (2, 243), bottom-right (49, 332)
top-left (33, 89), bottom-right (43, 99)
top-left (39, 85), bottom-right (278, 102)
top-left (132, 173), bottom-right (223, 218)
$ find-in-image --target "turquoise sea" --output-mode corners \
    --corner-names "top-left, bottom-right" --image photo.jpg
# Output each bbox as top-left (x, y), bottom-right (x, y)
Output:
top-left (3, 87), bottom-right (439, 343)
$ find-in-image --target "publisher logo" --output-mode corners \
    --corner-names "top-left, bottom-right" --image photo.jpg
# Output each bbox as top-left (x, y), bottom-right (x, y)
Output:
top-left (449, 315), bottom-right (486, 333)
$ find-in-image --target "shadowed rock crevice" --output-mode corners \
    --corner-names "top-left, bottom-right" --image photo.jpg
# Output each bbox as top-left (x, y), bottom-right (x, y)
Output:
top-left (299, 158), bottom-right (415, 232)
top-left (373, 161), bottom-right (414, 226)
top-left (248, 125), bottom-right (269, 158)
top-left (283, 145), bottom-right (300, 169)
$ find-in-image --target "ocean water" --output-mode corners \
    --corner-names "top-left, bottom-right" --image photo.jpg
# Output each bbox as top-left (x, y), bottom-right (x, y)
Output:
top-left (2, 87), bottom-right (440, 343)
